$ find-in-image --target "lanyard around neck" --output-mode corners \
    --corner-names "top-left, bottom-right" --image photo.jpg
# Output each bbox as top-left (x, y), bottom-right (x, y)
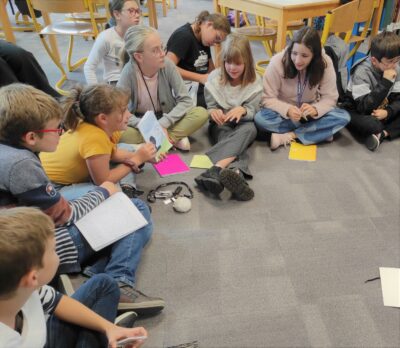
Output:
top-left (137, 64), bottom-right (158, 113)
top-left (297, 73), bottom-right (308, 108)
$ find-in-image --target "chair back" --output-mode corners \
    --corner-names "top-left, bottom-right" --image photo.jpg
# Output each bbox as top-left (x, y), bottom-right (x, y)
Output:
top-left (29, 0), bottom-right (91, 14)
top-left (321, 0), bottom-right (359, 45)
top-left (356, 0), bottom-right (376, 23)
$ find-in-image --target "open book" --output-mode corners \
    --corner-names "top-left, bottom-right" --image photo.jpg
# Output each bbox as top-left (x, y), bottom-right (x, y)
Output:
top-left (137, 111), bottom-right (172, 161)
top-left (75, 192), bottom-right (148, 251)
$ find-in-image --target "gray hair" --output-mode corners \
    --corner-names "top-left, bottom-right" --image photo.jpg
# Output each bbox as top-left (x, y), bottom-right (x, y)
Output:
top-left (124, 25), bottom-right (158, 57)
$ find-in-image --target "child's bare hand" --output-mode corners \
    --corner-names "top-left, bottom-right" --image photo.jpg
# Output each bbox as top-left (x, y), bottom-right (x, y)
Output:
top-left (383, 69), bottom-right (397, 81)
top-left (225, 106), bottom-right (246, 123)
top-left (371, 109), bottom-right (388, 120)
top-left (100, 181), bottom-right (119, 196)
top-left (210, 109), bottom-right (225, 125)
top-left (199, 73), bottom-right (209, 85)
top-left (287, 106), bottom-right (302, 122)
top-left (106, 325), bottom-right (148, 348)
top-left (135, 143), bottom-right (157, 163)
top-left (300, 103), bottom-right (318, 118)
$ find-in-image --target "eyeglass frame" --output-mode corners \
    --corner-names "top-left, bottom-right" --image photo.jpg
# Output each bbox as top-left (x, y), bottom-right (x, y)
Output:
top-left (34, 123), bottom-right (65, 136)
top-left (121, 7), bottom-right (141, 16)
top-left (136, 44), bottom-right (166, 58)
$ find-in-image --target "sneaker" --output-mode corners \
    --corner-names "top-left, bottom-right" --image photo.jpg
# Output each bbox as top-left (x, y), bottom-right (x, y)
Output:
top-left (219, 169), bottom-right (254, 201)
top-left (174, 137), bottom-right (191, 151)
top-left (365, 133), bottom-right (382, 151)
top-left (194, 166), bottom-right (224, 195)
top-left (114, 311), bottom-right (138, 328)
top-left (58, 273), bottom-right (89, 296)
top-left (325, 135), bottom-right (334, 143)
top-left (118, 283), bottom-right (165, 316)
top-left (270, 132), bottom-right (294, 150)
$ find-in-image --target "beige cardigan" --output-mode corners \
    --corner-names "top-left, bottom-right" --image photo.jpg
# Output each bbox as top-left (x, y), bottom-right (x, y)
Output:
top-left (261, 50), bottom-right (338, 119)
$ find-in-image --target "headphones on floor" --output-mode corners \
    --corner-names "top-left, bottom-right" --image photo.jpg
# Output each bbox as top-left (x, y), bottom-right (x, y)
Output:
top-left (147, 181), bottom-right (194, 213)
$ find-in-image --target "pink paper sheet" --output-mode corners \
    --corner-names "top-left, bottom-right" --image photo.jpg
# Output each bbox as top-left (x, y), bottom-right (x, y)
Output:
top-left (153, 154), bottom-right (190, 177)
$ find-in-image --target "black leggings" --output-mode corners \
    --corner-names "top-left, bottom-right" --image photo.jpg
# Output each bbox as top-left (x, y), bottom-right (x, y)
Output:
top-left (348, 110), bottom-right (400, 140)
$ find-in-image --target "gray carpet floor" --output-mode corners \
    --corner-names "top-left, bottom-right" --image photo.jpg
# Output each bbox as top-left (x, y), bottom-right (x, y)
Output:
top-left (6, 0), bottom-right (400, 346)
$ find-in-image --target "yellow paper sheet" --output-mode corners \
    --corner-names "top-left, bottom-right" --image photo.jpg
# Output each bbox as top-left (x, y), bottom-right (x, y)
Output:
top-left (288, 142), bottom-right (317, 162)
top-left (190, 155), bottom-right (213, 169)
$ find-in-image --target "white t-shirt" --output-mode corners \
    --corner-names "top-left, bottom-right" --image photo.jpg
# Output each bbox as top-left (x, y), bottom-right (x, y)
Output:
top-left (0, 286), bottom-right (61, 348)
top-left (84, 27), bottom-right (125, 84)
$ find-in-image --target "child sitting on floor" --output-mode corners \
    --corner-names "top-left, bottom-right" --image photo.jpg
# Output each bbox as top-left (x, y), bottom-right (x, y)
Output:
top-left (195, 33), bottom-right (262, 201)
top-left (0, 207), bottom-right (147, 348)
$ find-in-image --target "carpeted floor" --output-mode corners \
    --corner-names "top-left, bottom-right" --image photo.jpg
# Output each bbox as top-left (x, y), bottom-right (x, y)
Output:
top-left (6, 0), bottom-right (400, 346)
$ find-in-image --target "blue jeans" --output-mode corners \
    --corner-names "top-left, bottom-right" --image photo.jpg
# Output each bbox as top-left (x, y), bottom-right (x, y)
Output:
top-left (255, 107), bottom-right (350, 145)
top-left (59, 143), bottom-right (138, 201)
top-left (69, 198), bottom-right (153, 287)
top-left (46, 274), bottom-right (119, 348)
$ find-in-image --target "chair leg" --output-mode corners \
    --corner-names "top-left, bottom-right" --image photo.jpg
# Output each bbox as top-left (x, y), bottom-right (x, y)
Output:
top-left (162, 0), bottom-right (167, 17)
top-left (66, 36), bottom-right (87, 72)
top-left (38, 35), bottom-right (69, 95)
top-left (174, 0), bottom-right (177, 8)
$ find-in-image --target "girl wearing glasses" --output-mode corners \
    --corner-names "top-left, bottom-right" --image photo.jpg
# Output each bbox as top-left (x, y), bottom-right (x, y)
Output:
top-left (255, 27), bottom-right (350, 150)
top-left (166, 11), bottom-right (231, 108)
top-left (84, 0), bottom-right (141, 85)
top-left (41, 84), bottom-right (156, 201)
top-left (117, 25), bottom-right (208, 150)
top-left (195, 33), bottom-right (261, 202)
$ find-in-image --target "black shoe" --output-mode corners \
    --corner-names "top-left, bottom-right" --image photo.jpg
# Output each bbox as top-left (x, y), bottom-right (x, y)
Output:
top-left (365, 132), bottom-right (382, 151)
top-left (219, 169), bottom-right (254, 201)
top-left (194, 166), bottom-right (223, 195)
top-left (120, 184), bottom-right (144, 198)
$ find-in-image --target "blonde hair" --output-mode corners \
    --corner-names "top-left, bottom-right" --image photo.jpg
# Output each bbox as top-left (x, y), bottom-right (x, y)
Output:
top-left (0, 84), bottom-right (62, 146)
top-left (220, 33), bottom-right (256, 87)
top-left (63, 84), bottom-right (130, 131)
top-left (193, 10), bottom-right (231, 36)
top-left (0, 207), bottom-right (54, 297)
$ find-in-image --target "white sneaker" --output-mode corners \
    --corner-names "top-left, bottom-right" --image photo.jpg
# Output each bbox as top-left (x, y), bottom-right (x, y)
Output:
top-left (270, 133), bottom-right (294, 150)
top-left (174, 137), bottom-right (191, 151)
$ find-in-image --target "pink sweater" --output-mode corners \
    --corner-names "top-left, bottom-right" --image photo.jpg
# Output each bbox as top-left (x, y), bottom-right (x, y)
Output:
top-left (261, 50), bottom-right (338, 119)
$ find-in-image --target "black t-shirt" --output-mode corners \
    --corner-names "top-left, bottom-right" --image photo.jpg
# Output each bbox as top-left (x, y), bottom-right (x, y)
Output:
top-left (166, 23), bottom-right (211, 75)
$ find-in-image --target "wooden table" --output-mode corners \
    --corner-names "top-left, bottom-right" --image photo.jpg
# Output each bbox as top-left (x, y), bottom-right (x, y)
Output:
top-left (0, 0), bottom-right (16, 43)
top-left (214, 0), bottom-right (341, 52)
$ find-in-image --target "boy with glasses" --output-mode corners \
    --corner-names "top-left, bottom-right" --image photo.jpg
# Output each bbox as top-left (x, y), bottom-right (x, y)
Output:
top-left (0, 83), bottom-right (165, 316)
top-left (347, 31), bottom-right (400, 151)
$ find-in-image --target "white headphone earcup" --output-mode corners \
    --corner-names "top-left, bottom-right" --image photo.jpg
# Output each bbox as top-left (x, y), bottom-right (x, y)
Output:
top-left (173, 196), bottom-right (191, 213)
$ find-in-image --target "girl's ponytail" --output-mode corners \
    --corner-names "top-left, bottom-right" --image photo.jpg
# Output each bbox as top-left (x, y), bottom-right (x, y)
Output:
top-left (63, 86), bottom-right (84, 131)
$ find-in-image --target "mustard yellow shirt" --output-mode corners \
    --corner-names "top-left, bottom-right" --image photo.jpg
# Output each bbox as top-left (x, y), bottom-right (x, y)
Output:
top-left (41, 122), bottom-right (121, 185)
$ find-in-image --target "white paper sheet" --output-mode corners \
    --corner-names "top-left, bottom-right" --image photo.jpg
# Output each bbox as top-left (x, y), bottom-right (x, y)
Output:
top-left (75, 192), bottom-right (148, 251)
top-left (379, 267), bottom-right (400, 308)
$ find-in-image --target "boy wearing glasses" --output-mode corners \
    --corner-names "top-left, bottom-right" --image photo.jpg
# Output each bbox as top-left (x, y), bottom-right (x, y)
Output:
top-left (84, 0), bottom-right (141, 85)
top-left (0, 84), bottom-right (165, 316)
top-left (347, 31), bottom-right (400, 151)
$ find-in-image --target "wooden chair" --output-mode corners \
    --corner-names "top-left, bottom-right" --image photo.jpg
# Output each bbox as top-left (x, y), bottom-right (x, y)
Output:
top-left (234, 13), bottom-right (277, 75)
top-left (65, 0), bottom-right (110, 30)
top-left (263, 18), bottom-right (305, 40)
top-left (153, 0), bottom-right (176, 17)
top-left (26, 0), bottom-right (100, 95)
top-left (347, 0), bottom-right (379, 60)
top-left (320, 0), bottom-right (359, 45)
